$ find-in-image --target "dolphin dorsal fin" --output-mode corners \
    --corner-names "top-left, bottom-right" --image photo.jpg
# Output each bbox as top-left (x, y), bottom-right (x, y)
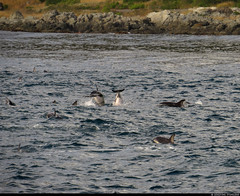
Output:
top-left (169, 134), bottom-right (175, 143)
top-left (95, 84), bottom-right (99, 91)
top-left (178, 99), bottom-right (185, 103)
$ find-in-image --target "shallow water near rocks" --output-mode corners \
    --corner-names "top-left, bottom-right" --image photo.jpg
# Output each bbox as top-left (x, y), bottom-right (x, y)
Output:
top-left (0, 31), bottom-right (240, 193)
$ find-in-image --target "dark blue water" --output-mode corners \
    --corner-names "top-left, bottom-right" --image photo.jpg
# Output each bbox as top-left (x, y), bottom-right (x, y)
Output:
top-left (0, 31), bottom-right (240, 193)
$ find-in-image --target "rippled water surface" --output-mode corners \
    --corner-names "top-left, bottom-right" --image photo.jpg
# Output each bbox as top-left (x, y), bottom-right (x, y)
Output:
top-left (0, 31), bottom-right (240, 193)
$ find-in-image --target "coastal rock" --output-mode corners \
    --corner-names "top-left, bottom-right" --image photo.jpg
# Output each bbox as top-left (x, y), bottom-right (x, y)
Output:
top-left (147, 10), bottom-right (171, 25)
top-left (41, 9), bottom-right (59, 22)
top-left (0, 8), bottom-right (239, 35)
top-left (35, 10), bottom-right (77, 32)
top-left (75, 12), bottom-right (153, 33)
top-left (147, 7), bottom-right (240, 35)
top-left (10, 11), bottom-right (24, 20)
top-left (56, 12), bottom-right (77, 26)
top-left (0, 11), bottom-right (25, 31)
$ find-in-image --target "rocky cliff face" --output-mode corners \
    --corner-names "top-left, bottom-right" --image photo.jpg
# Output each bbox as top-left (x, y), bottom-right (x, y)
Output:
top-left (147, 7), bottom-right (240, 35)
top-left (0, 7), bottom-right (240, 35)
top-left (0, 10), bottom-right (155, 33)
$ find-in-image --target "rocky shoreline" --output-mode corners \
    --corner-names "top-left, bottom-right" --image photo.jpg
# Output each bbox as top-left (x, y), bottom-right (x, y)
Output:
top-left (0, 7), bottom-right (240, 35)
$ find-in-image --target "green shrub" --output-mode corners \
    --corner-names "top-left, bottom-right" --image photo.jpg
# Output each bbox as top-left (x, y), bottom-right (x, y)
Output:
top-left (3, 4), bottom-right (8, 10)
top-left (149, 0), bottom-right (161, 10)
top-left (129, 3), bottom-right (145, 9)
top-left (26, 6), bottom-right (34, 10)
top-left (102, 0), bottom-right (126, 12)
top-left (160, 0), bottom-right (180, 9)
top-left (236, 1), bottom-right (240, 8)
top-left (118, 4), bottom-right (129, 9)
top-left (107, 1), bottom-right (120, 9)
top-left (76, 4), bottom-right (99, 10)
top-left (45, 0), bottom-right (80, 6)
top-left (46, 0), bottom-right (61, 5)
top-left (64, 0), bottom-right (80, 4)
top-left (157, 0), bottom-right (240, 9)
top-left (192, 0), bottom-right (237, 7)
top-left (102, 6), bottom-right (110, 12)
top-left (123, 0), bottom-right (149, 3)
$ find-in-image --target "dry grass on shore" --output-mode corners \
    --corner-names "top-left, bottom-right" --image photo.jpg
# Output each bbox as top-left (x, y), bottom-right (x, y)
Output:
top-left (0, 0), bottom-right (238, 18)
top-left (0, 0), bottom-right (45, 18)
top-left (0, 0), bottom-right (120, 18)
top-left (81, 0), bottom-right (106, 3)
top-left (0, 0), bottom-right (149, 18)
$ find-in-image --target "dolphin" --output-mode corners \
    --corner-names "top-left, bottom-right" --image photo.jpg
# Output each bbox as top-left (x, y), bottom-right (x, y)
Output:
top-left (112, 89), bottom-right (125, 106)
top-left (87, 83), bottom-right (105, 106)
top-left (159, 99), bottom-right (188, 107)
top-left (88, 90), bottom-right (105, 106)
top-left (46, 108), bottom-right (58, 118)
top-left (18, 143), bottom-right (22, 153)
top-left (6, 97), bottom-right (16, 106)
top-left (152, 134), bottom-right (175, 144)
top-left (72, 100), bottom-right (77, 106)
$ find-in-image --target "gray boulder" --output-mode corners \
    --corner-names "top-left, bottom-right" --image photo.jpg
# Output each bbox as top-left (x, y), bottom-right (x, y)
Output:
top-left (75, 12), bottom-right (155, 34)
top-left (10, 11), bottom-right (24, 20)
top-left (147, 7), bottom-right (240, 35)
top-left (35, 10), bottom-right (77, 32)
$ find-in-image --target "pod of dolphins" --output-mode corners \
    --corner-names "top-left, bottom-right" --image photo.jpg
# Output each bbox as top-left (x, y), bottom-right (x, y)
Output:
top-left (5, 78), bottom-right (196, 146)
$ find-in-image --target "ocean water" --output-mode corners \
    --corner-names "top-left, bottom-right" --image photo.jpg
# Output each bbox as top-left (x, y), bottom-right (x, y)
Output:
top-left (0, 31), bottom-right (240, 193)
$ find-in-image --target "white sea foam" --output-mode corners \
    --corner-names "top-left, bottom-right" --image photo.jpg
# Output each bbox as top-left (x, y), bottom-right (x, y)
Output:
top-left (195, 100), bottom-right (203, 105)
top-left (84, 99), bottom-right (95, 106)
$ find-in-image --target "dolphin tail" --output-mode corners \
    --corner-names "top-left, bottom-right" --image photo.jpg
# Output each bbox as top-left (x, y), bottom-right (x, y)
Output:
top-left (112, 89), bottom-right (125, 93)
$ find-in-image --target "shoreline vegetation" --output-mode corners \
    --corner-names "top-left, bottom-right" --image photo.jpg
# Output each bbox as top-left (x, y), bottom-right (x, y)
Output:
top-left (0, 0), bottom-right (240, 34)
top-left (1, 0), bottom-right (240, 18)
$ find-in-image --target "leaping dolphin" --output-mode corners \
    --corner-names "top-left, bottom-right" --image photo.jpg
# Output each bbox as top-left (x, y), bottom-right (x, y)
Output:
top-left (87, 84), bottom-right (105, 106)
top-left (112, 89), bottom-right (125, 106)
top-left (89, 90), bottom-right (105, 106)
